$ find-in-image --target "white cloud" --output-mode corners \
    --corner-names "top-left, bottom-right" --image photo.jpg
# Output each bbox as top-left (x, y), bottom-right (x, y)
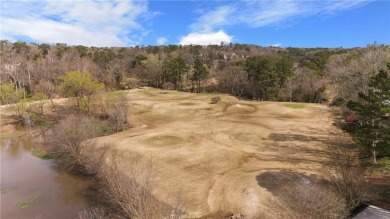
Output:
top-left (0, 0), bottom-right (150, 47)
top-left (1, 17), bottom-right (124, 46)
top-left (189, 0), bottom-right (370, 31)
top-left (156, 37), bottom-right (167, 45)
top-left (270, 43), bottom-right (282, 47)
top-left (190, 6), bottom-right (235, 32)
top-left (179, 31), bottom-right (232, 45)
top-left (243, 1), bottom-right (300, 28)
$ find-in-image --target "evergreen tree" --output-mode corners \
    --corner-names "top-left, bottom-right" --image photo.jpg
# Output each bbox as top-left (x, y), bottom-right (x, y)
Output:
top-left (344, 63), bottom-right (390, 164)
top-left (162, 58), bottom-right (188, 90)
top-left (191, 58), bottom-right (209, 93)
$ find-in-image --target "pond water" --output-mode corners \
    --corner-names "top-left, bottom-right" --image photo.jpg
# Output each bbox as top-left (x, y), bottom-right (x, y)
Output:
top-left (1, 129), bottom-right (91, 219)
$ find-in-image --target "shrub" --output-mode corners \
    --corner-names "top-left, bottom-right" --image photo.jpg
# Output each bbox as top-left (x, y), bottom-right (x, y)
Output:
top-left (210, 96), bottom-right (221, 104)
top-left (54, 115), bottom-right (100, 168)
top-left (270, 182), bottom-right (347, 219)
top-left (98, 152), bottom-right (185, 219)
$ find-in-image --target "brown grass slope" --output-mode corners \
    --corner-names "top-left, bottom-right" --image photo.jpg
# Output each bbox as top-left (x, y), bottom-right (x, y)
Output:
top-left (93, 87), bottom-right (335, 218)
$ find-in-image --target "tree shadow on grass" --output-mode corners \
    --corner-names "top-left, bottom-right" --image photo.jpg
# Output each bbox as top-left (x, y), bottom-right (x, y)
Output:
top-left (258, 132), bottom-right (357, 165)
top-left (255, 170), bottom-right (327, 195)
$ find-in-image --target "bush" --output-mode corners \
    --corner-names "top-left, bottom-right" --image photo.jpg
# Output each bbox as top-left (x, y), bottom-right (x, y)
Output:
top-left (54, 115), bottom-right (100, 168)
top-left (330, 97), bottom-right (345, 106)
top-left (325, 137), bottom-right (371, 214)
top-left (162, 82), bottom-right (175, 90)
top-left (78, 206), bottom-right (107, 219)
top-left (60, 71), bottom-right (104, 113)
top-left (270, 182), bottom-right (347, 219)
top-left (210, 96), bottom-right (221, 104)
top-left (98, 152), bottom-right (185, 219)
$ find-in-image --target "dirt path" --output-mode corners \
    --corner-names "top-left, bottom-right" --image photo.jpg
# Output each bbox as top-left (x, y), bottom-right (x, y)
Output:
top-left (92, 88), bottom-right (337, 217)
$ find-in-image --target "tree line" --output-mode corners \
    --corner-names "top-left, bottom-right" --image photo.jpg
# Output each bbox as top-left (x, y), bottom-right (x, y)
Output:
top-left (3, 41), bottom-right (388, 104)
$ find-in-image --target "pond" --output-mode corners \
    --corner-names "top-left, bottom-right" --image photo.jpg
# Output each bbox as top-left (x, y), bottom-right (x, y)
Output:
top-left (1, 128), bottom-right (91, 219)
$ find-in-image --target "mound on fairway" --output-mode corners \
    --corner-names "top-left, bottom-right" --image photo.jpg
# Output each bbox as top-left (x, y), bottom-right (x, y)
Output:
top-left (140, 134), bottom-right (185, 149)
top-left (95, 87), bottom-right (336, 217)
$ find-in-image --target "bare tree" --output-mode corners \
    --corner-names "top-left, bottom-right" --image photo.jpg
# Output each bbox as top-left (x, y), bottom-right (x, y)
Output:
top-left (98, 152), bottom-right (185, 219)
top-left (326, 44), bottom-right (390, 103)
top-left (217, 65), bottom-right (248, 98)
top-left (35, 80), bottom-right (59, 116)
top-left (107, 93), bottom-right (129, 132)
top-left (98, 91), bottom-right (129, 132)
top-left (269, 182), bottom-right (347, 219)
top-left (54, 115), bottom-right (100, 167)
top-left (324, 138), bottom-right (371, 212)
top-left (78, 207), bottom-right (107, 219)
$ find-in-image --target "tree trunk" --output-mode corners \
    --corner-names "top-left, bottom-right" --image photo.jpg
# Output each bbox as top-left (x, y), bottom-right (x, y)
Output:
top-left (372, 119), bottom-right (378, 165)
top-left (372, 141), bottom-right (378, 165)
top-left (372, 149), bottom-right (377, 165)
top-left (28, 67), bottom-right (32, 89)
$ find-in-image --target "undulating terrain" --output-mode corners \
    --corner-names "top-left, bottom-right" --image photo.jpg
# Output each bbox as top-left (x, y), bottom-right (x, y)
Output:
top-left (93, 87), bottom-right (336, 217)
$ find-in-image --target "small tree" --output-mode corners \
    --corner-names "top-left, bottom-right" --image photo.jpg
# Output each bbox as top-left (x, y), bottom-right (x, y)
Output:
top-left (162, 58), bottom-right (188, 90)
top-left (270, 182), bottom-right (347, 219)
top-left (98, 152), bottom-right (185, 219)
top-left (54, 115), bottom-right (99, 167)
top-left (344, 63), bottom-right (390, 164)
top-left (29, 92), bottom-right (47, 115)
top-left (35, 80), bottom-right (59, 116)
top-left (107, 92), bottom-right (129, 132)
top-left (0, 84), bottom-right (15, 105)
top-left (60, 71), bottom-right (104, 113)
top-left (191, 58), bottom-right (209, 93)
top-left (324, 135), bottom-right (371, 215)
top-left (0, 84), bottom-right (24, 105)
top-left (0, 84), bottom-right (26, 119)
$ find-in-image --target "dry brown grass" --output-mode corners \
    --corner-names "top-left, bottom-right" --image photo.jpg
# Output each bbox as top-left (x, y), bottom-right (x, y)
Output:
top-left (91, 88), bottom-right (338, 217)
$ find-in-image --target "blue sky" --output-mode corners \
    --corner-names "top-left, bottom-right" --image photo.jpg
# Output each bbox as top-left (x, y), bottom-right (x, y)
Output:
top-left (0, 0), bottom-right (389, 48)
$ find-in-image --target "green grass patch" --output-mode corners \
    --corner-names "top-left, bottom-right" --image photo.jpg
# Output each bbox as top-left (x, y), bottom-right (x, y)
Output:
top-left (33, 151), bottom-right (58, 160)
top-left (99, 124), bottom-right (115, 134)
top-left (364, 157), bottom-right (390, 176)
top-left (0, 135), bottom-right (15, 139)
top-left (32, 145), bottom-right (57, 160)
top-left (17, 195), bottom-right (39, 209)
top-left (283, 103), bottom-right (305, 109)
top-left (34, 120), bottom-right (56, 127)
top-left (0, 188), bottom-right (10, 195)
top-left (378, 187), bottom-right (390, 200)
top-left (58, 153), bottom-right (75, 166)
top-left (140, 135), bottom-right (184, 148)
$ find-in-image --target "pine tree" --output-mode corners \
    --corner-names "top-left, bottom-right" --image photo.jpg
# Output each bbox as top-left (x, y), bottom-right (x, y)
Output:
top-left (344, 63), bottom-right (390, 164)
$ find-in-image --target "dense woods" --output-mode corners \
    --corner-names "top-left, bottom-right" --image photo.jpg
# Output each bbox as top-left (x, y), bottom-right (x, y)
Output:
top-left (1, 41), bottom-right (388, 103)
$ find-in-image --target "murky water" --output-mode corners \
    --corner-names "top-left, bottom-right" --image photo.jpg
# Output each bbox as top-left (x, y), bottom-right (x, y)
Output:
top-left (1, 130), bottom-right (91, 219)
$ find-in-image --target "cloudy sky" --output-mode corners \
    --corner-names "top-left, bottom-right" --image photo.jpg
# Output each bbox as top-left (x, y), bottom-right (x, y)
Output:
top-left (0, 0), bottom-right (389, 47)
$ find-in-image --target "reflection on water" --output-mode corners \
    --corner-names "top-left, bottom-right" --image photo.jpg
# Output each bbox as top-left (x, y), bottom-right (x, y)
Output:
top-left (1, 129), bottom-right (90, 219)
